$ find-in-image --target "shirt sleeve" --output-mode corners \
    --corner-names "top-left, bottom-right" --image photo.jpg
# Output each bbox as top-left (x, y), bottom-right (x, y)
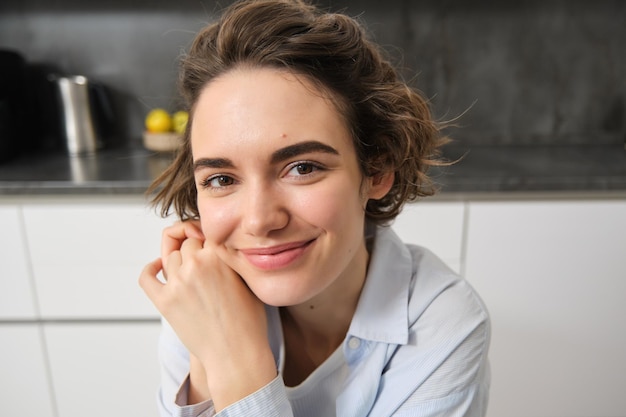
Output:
top-left (216, 376), bottom-right (293, 417)
top-left (173, 376), bottom-right (215, 417)
top-left (172, 375), bottom-right (293, 417)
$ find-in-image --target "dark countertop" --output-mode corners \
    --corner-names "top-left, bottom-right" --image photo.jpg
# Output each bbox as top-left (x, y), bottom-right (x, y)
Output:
top-left (0, 146), bottom-right (173, 196)
top-left (435, 144), bottom-right (626, 195)
top-left (1, 144), bottom-right (625, 198)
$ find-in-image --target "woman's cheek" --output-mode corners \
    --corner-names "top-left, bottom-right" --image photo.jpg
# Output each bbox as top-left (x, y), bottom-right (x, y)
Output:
top-left (294, 182), bottom-right (359, 228)
top-left (198, 199), bottom-right (237, 244)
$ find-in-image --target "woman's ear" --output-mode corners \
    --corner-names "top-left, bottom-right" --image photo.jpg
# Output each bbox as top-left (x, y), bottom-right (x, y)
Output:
top-left (366, 171), bottom-right (394, 200)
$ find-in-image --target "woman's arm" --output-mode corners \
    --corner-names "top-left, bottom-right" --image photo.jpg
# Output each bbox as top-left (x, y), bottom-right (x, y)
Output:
top-left (140, 221), bottom-right (277, 413)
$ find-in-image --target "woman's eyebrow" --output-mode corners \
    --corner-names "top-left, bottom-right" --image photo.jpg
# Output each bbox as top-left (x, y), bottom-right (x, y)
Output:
top-left (193, 140), bottom-right (339, 172)
top-left (193, 157), bottom-right (234, 172)
top-left (270, 140), bottom-right (339, 164)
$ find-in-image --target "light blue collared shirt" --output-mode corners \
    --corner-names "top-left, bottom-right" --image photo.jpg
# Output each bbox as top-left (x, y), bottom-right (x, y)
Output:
top-left (157, 226), bottom-right (491, 416)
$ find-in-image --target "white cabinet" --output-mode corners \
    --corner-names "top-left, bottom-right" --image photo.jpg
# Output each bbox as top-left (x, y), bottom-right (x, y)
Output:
top-left (1, 196), bottom-right (171, 416)
top-left (0, 205), bottom-right (38, 319)
top-left (0, 325), bottom-right (55, 416)
top-left (44, 322), bottom-right (161, 417)
top-left (22, 200), bottom-right (170, 319)
top-left (464, 199), bottom-right (626, 417)
top-left (392, 201), bottom-right (465, 273)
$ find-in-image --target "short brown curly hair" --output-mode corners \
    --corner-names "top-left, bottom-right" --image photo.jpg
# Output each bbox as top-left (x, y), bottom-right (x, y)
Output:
top-left (149, 0), bottom-right (449, 225)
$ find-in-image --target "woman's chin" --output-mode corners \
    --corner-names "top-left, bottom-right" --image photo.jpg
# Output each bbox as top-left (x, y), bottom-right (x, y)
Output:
top-left (246, 281), bottom-right (313, 308)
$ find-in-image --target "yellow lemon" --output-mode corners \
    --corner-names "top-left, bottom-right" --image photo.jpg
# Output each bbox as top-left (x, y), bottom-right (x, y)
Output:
top-left (145, 108), bottom-right (172, 133)
top-left (172, 111), bottom-right (189, 134)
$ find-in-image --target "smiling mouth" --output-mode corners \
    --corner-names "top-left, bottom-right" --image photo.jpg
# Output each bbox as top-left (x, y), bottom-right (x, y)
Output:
top-left (240, 239), bottom-right (315, 270)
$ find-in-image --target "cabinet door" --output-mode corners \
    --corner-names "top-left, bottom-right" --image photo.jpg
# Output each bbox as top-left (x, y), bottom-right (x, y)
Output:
top-left (464, 199), bottom-right (626, 417)
top-left (44, 321), bottom-right (161, 417)
top-left (22, 201), bottom-right (171, 319)
top-left (0, 325), bottom-right (55, 416)
top-left (392, 201), bottom-right (465, 273)
top-left (0, 205), bottom-right (37, 319)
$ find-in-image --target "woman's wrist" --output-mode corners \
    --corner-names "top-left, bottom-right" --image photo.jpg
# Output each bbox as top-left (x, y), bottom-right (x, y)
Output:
top-left (206, 346), bottom-right (277, 412)
top-left (188, 354), bottom-right (211, 405)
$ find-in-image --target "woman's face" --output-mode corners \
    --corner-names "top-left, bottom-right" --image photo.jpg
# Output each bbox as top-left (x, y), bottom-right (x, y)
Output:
top-left (190, 67), bottom-right (390, 307)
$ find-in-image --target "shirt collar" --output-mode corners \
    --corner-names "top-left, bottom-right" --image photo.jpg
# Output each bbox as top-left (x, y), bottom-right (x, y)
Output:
top-left (347, 225), bottom-right (412, 345)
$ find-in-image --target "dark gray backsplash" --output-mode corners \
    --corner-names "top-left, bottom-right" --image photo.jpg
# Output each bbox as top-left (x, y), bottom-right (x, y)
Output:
top-left (1, 0), bottom-right (624, 147)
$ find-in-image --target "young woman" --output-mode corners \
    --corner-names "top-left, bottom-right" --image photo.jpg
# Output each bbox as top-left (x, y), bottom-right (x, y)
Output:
top-left (139, 1), bottom-right (490, 416)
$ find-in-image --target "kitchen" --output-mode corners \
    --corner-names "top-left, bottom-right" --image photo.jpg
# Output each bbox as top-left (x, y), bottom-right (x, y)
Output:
top-left (1, 0), bottom-right (625, 416)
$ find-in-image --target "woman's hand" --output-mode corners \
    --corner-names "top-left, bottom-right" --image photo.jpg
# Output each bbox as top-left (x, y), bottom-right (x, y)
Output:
top-left (139, 221), bottom-right (277, 411)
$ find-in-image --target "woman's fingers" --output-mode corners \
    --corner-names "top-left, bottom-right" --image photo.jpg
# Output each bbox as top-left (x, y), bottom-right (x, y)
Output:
top-left (180, 234), bottom-right (204, 256)
top-left (162, 237), bottom-right (201, 282)
top-left (138, 257), bottom-right (164, 303)
top-left (161, 220), bottom-right (205, 261)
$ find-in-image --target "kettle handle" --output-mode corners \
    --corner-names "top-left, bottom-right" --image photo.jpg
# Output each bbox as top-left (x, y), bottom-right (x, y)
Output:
top-left (89, 83), bottom-right (115, 126)
top-left (88, 82), bottom-right (116, 142)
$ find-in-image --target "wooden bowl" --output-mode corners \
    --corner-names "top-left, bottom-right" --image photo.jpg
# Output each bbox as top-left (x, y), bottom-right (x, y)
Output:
top-left (142, 131), bottom-right (182, 152)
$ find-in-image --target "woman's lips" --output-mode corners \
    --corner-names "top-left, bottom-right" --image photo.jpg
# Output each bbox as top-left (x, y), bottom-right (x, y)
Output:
top-left (240, 239), bottom-right (315, 270)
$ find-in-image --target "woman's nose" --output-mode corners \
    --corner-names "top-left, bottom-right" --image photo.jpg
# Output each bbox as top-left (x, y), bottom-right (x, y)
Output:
top-left (241, 183), bottom-right (289, 236)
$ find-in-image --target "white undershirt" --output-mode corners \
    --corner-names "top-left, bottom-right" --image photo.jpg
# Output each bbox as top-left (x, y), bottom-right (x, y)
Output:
top-left (282, 342), bottom-right (348, 416)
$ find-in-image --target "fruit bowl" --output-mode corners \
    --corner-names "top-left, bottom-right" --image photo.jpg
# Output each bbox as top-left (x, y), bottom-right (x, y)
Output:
top-left (142, 131), bottom-right (182, 153)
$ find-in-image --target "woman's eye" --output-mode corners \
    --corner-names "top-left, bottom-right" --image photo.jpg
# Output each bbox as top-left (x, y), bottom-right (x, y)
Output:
top-left (288, 162), bottom-right (318, 176)
top-left (203, 175), bottom-right (234, 188)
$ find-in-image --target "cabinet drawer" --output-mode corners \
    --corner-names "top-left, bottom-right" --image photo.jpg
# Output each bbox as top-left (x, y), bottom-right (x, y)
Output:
top-left (44, 322), bottom-right (161, 417)
top-left (22, 202), bottom-right (171, 318)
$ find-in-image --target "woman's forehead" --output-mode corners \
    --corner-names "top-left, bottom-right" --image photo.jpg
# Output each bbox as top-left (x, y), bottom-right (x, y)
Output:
top-left (189, 67), bottom-right (356, 162)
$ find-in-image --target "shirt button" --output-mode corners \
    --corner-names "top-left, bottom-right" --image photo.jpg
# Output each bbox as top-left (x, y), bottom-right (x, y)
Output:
top-left (348, 337), bottom-right (361, 350)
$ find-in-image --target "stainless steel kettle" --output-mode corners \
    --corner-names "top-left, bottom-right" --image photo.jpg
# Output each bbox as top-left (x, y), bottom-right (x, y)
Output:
top-left (53, 75), bottom-right (113, 156)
